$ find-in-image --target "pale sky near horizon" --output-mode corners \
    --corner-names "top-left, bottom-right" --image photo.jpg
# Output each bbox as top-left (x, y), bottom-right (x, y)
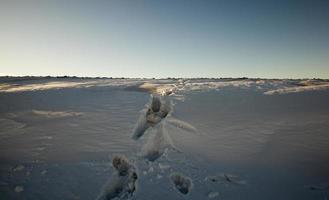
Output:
top-left (0, 0), bottom-right (328, 78)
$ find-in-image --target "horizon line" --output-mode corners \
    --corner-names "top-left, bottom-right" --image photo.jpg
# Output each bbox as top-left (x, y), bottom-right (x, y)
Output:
top-left (0, 75), bottom-right (328, 81)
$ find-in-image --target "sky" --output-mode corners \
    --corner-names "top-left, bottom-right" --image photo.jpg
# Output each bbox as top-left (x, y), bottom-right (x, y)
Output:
top-left (0, 0), bottom-right (328, 78)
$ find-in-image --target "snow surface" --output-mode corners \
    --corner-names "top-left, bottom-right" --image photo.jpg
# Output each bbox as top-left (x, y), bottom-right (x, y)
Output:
top-left (0, 77), bottom-right (329, 200)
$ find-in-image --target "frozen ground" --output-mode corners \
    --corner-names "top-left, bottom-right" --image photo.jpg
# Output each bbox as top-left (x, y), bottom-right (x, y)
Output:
top-left (0, 77), bottom-right (329, 200)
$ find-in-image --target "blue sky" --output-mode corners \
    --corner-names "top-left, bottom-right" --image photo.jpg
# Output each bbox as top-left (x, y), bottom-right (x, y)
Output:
top-left (0, 0), bottom-right (328, 78)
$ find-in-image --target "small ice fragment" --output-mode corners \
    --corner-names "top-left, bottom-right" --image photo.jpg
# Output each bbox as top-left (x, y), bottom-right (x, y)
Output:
top-left (41, 170), bottom-right (47, 175)
top-left (148, 166), bottom-right (154, 173)
top-left (13, 165), bottom-right (24, 172)
top-left (208, 191), bottom-right (219, 198)
top-left (158, 163), bottom-right (170, 170)
top-left (14, 186), bottom-right (24, 193)
top-left (35, 147), bottom-right (46, 151)
top-left (38, 136), bottom-right (53, 140)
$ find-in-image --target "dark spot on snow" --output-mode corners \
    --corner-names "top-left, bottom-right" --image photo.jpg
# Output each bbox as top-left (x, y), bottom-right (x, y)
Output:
top-left (170, 172), bottom-right (193, 195)
top-left (96, 155), bottom-right (138, 200)
top-left (112, 155), bottom-right (130, 176)
top-left (151, 96), bottom-right (161, 112)
top-left (132, 95), bottom-right (172, 140)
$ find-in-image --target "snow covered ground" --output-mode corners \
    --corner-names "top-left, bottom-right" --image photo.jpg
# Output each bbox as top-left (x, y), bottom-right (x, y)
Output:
top-left (0, 77), bottom-right (329, 200)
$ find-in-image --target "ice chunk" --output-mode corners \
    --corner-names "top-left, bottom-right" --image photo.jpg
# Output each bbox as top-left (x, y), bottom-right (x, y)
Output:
top-left (208, 191), bottom-right (219, 198)
top-left (13, 165), bottom-right (25, 172)
top-left (14, 186), bottom-right (24, 193)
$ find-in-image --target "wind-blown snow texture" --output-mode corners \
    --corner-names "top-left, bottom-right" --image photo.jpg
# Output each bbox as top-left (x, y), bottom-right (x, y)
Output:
top-left (0, 77), bottom-right (329, 200)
